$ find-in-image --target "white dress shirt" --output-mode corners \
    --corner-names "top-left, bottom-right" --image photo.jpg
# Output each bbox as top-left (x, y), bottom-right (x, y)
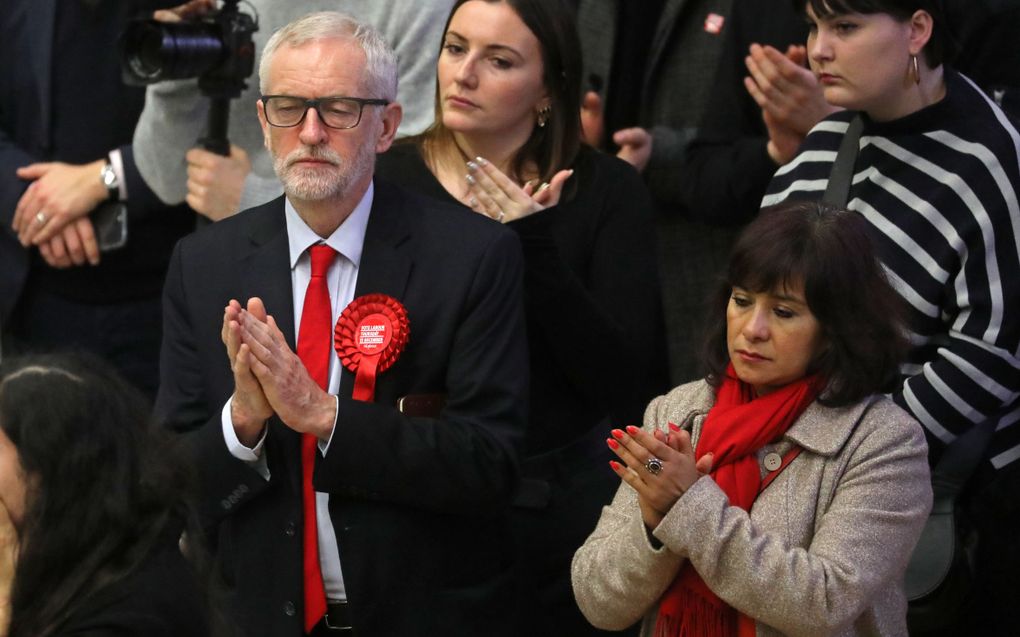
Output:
top-left (221, 182), bottom-right (374, 600)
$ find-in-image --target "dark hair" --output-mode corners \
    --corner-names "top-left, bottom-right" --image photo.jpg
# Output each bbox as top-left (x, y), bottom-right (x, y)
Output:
top-left (421, 0), bottom-right (582, 183)
top-left (799, 0), bottom-right (954, 67)
top-left (701, 201), bottom-right (909, 406)
top-left (0, 353), bottom-right (201, 637)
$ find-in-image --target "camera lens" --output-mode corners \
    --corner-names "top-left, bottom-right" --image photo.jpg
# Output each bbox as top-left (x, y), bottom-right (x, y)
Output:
top-left (123, 21), bottom-right (227, 82)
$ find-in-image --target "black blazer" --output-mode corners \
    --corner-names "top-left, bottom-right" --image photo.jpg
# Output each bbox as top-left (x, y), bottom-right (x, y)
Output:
top-left (155, 180), bottom-right (528, 636)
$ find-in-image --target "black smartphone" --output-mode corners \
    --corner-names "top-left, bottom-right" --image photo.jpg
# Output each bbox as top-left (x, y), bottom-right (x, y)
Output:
top-left (91, 201), bottom-right (128, 252)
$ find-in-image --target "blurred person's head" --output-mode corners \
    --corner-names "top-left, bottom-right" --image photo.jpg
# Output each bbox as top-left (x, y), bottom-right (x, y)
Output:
top-left (0, 352), bottom-right (195, 637)
top-left (257, 12), bottom-right (402, 206)
top-left (799, 0), bottom-right (950, 120)
top-left (701, 200), bottom-right (908, 405)
top-left (427, 0), bottom-right (581, 183)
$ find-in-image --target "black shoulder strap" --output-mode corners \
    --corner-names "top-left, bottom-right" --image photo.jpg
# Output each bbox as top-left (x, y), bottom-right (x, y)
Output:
top-left (930, 418), bottom-right (998, 513)
top-left (822, 115), bottom-right (864, 207)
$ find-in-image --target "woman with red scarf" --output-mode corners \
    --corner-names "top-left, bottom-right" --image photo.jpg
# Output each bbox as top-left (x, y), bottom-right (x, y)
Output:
top-left (572, 200), bottom-right (932, 636)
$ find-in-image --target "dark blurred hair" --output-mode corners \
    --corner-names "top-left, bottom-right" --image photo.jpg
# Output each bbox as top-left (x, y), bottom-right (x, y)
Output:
top-left (701, 200), bottom-right (909, 406)
top-left (798, 0), bottom-right (954, 67)
top-left (421, 0), bottom-right (582, 183)
top-left (0, 352), bottom-right (200, 637)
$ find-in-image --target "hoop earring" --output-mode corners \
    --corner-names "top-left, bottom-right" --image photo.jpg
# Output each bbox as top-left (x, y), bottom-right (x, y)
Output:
top-left (911, 55), bottom-right (921, 86)
top-left (536, 105), bottom-right (551, 128)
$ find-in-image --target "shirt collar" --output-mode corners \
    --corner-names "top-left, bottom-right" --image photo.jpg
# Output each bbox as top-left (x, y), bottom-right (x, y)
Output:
top-left (284, 181), bottom-right (374, 269)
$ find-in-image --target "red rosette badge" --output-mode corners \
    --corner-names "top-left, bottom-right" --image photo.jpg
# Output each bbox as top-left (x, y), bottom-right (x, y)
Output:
top-left (334, 294), bottom-right (410, 402)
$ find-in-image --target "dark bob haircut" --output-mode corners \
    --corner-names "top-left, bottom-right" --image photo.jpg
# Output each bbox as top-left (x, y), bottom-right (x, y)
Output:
top-left (798, 0), bottom-right (955, 67)
top-left (425, 0), bottom-right (582, 183)
top-left (701, 200), bottom-right (909, 406)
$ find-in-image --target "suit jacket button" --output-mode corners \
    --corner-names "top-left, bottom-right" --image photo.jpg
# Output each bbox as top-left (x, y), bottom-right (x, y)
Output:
top-left (285, 521), bottom-right (296, 537)
top-left (763, 452), bottom-right (783, 472)
top-left (283, 601), bottom-right (296, 616)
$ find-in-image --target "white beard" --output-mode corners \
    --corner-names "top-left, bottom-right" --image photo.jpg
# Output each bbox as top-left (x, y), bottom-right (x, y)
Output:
top-left (271, 139), bottom-right (375, 202)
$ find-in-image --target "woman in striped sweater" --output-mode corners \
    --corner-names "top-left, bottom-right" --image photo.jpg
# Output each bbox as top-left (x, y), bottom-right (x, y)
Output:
top-left (762, 2), bottom-right (1020, 632)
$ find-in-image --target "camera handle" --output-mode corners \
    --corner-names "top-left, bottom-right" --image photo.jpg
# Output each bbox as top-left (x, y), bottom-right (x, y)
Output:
top-left (198, 97), bottom-right (231, 156)
top-left (193, 97), bottom-right (232, 229)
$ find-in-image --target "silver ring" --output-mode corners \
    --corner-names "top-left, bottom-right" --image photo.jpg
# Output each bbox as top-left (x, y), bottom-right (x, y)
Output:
top-left (35, 211), bottom-right (47, 225)
top-left (644, 457), bottom-right (664, 475)
top-left (496, 210), bottom-right (505, 222)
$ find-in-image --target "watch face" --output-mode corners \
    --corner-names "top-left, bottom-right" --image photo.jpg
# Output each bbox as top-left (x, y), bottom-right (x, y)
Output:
top-left (102, 164), bottom-right (118, 189)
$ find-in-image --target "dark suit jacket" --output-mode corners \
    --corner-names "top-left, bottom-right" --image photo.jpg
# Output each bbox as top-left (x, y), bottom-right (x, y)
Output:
top-left (155, 180), bottom-right (528, 636)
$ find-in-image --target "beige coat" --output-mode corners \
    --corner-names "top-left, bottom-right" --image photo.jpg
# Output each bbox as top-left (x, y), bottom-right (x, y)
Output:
top-left (572, 381), bottom-right (932, 636)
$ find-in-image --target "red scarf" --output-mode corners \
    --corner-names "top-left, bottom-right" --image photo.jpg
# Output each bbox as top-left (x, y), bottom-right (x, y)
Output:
top-left (654, 364), bottom-right (821, 637)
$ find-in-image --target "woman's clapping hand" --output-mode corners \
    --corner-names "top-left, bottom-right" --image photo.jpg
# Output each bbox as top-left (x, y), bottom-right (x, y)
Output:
top-left (607, 425), bottom-right (714, 530)
top-left (464, 156), bottom-right (573, 223)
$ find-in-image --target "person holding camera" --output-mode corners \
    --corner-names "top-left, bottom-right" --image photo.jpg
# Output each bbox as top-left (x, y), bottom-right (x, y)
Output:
top-left (0, 0), bottom-right (193, 395)
top-left (131, 0), bottom-right (455, 222)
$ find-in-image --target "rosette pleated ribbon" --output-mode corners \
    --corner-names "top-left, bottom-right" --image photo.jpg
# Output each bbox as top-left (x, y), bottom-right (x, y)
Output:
top-left (334, 294), bottom-right (410, 401)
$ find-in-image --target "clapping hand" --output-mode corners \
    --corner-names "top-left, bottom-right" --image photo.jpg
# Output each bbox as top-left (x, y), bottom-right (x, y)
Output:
top-left (223, 298), bottom-right (273, 446)
top-left (743, 43), bottom-right (840, 165)
top-left (607, 424), bottom-right (714, 530)
top-left (236, 306), bottom-right (337, 441)
top-left (464, 157), bottom-right (573, 223)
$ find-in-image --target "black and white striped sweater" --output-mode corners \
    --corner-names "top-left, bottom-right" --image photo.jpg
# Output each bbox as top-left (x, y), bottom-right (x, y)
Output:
top-left (763, 70), bottom-right (1020, 470)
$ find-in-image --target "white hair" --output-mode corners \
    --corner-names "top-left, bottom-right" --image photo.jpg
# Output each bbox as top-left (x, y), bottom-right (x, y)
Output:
top-left (258, 11), bottom-right (398, 100)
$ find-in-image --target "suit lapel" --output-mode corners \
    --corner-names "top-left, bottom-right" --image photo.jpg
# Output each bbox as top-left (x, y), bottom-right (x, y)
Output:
top-left (645, 0), bottom-right (688, 96)
top-left (29, 0), bottom-right (55, 150)
top-left (337, 182), bottom-right (414, 400)
top-left (354, 182), bottom-right (414, 302)
top-left (239, 198), bottom-right (297, 350)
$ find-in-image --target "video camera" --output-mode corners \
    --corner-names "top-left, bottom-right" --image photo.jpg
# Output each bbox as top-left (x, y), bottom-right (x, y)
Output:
top-left (120, 0), bottom-right (258, 155)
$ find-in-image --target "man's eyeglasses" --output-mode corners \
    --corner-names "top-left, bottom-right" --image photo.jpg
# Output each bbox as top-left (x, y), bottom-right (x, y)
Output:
top-left (260, 95), bottom-right (389, 130)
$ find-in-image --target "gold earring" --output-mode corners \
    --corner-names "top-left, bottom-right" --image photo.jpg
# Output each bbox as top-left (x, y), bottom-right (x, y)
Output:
top-left (537, 105), bottom-right (551, 128)
top-left (911, 55), bottom-right (921, 85)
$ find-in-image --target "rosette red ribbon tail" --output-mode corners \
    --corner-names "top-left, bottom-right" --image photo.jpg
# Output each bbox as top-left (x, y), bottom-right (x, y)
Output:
top-left (352, 352), bottom-right (381, 402)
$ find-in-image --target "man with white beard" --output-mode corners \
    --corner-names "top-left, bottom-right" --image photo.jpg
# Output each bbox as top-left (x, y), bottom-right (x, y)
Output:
top-left (155, 12), bottom-right (528, 637)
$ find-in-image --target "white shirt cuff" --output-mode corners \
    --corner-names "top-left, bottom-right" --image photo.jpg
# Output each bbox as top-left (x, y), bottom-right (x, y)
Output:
top-left (108, 149), bottom-right (128, 201)
top-left (222, 397), bottom-right (269, 480)
top-left (318, 394), bottom-right (339, 455)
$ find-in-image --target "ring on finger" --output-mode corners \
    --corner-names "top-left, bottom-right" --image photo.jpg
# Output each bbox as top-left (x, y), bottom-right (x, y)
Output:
top-left (496, 209), bottom-right (505, 222)
top-left (36, 211), bottom-right (47, 225)
top-left (644, 456), bottom-right (664, 475)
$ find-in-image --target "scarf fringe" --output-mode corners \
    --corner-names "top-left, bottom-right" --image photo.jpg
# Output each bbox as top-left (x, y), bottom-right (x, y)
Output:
top-left (654, 588), bottom-right (736, 637)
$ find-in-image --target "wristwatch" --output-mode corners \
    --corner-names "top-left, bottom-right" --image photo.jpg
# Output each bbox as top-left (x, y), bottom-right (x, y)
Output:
top-left (100, 160), bottom-right (119, 201)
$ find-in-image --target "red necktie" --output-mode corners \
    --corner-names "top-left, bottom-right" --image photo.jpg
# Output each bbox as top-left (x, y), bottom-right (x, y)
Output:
top-left (296, 244), bottom-right (337, 633)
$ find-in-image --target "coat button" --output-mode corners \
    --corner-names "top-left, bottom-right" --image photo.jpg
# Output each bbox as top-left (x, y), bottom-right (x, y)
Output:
top-left (285, 521), bottom-right (296, 537)
top-left (763, 452), bottom-right (782, 472)
top-left (283, 601), bottom-right (296, 616)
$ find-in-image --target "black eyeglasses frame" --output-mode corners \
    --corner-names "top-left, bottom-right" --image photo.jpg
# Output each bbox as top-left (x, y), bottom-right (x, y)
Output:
top-left (260, 95), bottom-right (390, 130)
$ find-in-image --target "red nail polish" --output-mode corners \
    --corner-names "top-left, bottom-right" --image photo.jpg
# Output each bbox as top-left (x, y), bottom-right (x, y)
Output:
top-left (668, 422), bottom-right (680, 432)
top-left (607, 438), bottom-right (619, 450)
top-left (609, 460), bottom-right (621, 471)
top-left (626, 425), bottom-right (639, 435)
top-left (611, 429), bottom-right (624, 440)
